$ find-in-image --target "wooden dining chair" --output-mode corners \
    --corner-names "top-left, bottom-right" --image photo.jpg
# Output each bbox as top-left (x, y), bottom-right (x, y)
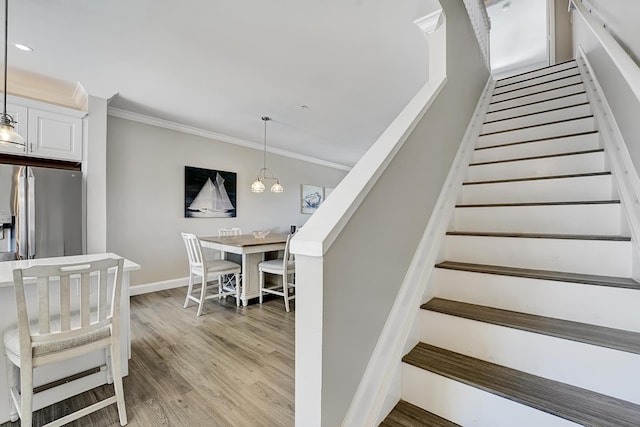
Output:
top-left (258, 234), bottom-right (296, 312)
top-left (3, 257), bottom-right (127, 427)
top-left (182, 233), bottom-right (242, 316)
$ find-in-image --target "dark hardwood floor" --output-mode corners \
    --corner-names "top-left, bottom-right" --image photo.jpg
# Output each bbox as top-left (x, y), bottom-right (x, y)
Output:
top-left (1, 288), bottom-right (295, 427)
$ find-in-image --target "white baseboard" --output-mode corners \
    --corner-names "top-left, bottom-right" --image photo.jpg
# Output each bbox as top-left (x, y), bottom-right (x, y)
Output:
top-left (129, 277), bottom-right (188, 296)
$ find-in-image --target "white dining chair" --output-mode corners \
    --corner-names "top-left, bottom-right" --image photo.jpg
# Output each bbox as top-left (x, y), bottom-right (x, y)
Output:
top-left (218, 227), bottom-right (242, 237)
top-left (3, 257), bottom-right (127, 427)
top-left (258, 234), bottom-right (296, 312)
top-left (182, 232), bottom-right (242, 316)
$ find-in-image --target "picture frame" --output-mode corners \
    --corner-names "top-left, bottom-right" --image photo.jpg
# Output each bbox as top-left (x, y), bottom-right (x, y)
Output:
top-left (301, 184), bottom-right (324, 214)
top-left (185, 166), bottom-right (237, 218)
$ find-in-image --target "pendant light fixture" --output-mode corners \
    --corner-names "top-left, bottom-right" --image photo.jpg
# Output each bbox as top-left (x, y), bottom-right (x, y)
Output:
top-left (251, 116), bottom-right (283, 193)
top-left (0, 0), bottom-right (23, 146)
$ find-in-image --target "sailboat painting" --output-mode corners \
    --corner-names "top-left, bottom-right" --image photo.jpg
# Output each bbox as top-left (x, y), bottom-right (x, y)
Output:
top-left (185, 166), bottom-right (237, 218)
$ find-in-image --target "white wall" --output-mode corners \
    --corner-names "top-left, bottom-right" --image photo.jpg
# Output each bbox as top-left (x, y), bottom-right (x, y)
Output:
top-left (298, 0), bottom-right (489, 424)
top-left (573, 3), bottom-right (640, 174)
top-left (582, 0), bottom-right (640, 64)
top-left (106, 117), bottom-right (346, 287)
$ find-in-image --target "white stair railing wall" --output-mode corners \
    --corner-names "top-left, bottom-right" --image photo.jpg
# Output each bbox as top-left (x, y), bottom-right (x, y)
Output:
top-left (571, 0), bottom-right (640, 280)
top-left (463, 0), bottom-right (491, 68)
top-left (290, 1), bottom-right (490, 425)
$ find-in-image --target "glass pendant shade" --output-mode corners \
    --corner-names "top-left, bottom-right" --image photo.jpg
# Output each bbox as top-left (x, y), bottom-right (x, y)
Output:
top-left (251, 177), bottom-right (265, 193)
top-left (0, 115), bottom-right (23, 145)
top-left (270, 180), bottom-right (283, 193)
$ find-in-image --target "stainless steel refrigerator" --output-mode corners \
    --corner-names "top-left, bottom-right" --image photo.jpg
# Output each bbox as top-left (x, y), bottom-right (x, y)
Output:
top-left (0, 163), bottom-right (83, 261)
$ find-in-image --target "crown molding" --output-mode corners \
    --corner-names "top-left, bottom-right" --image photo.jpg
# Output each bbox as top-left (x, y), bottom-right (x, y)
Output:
top-left (107, 107), bottom-right (352, 172)
top-left (414, 9), bottom-right (444, 34)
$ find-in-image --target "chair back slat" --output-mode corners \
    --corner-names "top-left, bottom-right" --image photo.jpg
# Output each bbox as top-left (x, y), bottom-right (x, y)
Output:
top-left (37, 277), bottom-right (50, 334)
top-left (182, 233), bottom-right (204, 267)
top-left (218, 227), bottom-right (242, 236)
top-left (59, 275), bottom-right (71, 331)
top-left (12, 258), bottom-right (124, 350)
top-left (98, 267), bottom-right (109, 321)
top-left (80, 271), bottom-right (91, 327)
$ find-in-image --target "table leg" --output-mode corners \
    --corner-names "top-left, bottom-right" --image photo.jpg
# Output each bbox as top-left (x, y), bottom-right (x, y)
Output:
top-left (241, 253), bottom-right (265, 306)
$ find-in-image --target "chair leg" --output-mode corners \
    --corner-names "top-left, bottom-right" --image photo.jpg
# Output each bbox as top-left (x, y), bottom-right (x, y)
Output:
top-left (184, 271), bottom-right (195, 308)
top-left (6, 361), bottom-right (18, 422)
top-left (283, 274), bottom-right (290, 312)
top-left (105, 348), bottom-right (113, 384)
top-left (110, 341), bottom-right (128, 426)
top-left (19, 362), bottom-right (33, 427)
top-left (259, 270), bottom-right (264, 304)
top-left (218, 275), bottom-right (223, 300)
top-left (196, 273), bottom-right (207, 317)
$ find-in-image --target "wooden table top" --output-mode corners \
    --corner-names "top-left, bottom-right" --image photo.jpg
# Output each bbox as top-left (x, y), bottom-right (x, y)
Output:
top-left (200, 233), bottom-right (289, 247)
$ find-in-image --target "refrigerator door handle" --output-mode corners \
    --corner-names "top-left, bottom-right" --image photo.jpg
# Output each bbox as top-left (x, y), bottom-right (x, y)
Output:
top-left (17, 167), bottom-right (27, 259)
top-left (27, 168), bottom-right (36, 259)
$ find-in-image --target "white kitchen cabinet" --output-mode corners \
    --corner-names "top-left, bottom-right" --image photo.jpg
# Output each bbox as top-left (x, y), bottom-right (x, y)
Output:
top-left (27, 108), bottom-right (83, 161)
top-left (0, 99), bottom-right (84, 162)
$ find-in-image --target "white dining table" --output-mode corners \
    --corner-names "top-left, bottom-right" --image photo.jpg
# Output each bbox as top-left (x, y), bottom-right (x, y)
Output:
top-left (200, 233), bottom-right (288, 306)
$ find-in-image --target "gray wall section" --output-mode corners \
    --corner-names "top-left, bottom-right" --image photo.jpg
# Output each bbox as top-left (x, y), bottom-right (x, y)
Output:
top-left (319, 0), bottom-right (489, 425)
top-left (106, 117), bottom-right (346, 286)
top-left (573, 6), bottom-right (640, 179)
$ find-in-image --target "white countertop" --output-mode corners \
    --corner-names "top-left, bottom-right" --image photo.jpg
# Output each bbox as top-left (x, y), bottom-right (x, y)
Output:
top-left (0, 253), bottom-right (141, 287)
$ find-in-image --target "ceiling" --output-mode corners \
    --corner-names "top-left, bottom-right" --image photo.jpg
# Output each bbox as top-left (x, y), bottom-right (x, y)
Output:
top-left (6, 0), bottom-right (440, 169)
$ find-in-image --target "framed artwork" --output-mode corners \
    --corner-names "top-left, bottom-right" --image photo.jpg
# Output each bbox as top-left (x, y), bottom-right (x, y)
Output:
top-left (185, 166), bottom-right (237, 218)
top-left (301, 184), bottom-right (324, 214)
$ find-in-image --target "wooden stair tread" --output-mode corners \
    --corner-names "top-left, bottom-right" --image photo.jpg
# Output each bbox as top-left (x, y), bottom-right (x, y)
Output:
top-left (495, 60), bottom-right (576, 85)
top-left (435, 260), bottom-right (640, 290)
top-left (422, 298), bottom-right (640, 355)
top-left (446, 231), bottom-right (630, 241)
top-left (456, 199), bottom-right (620, 208)
top-left (469, 148), bottom-right (604, 166)
top-left (479, 115), bottom-right (594, 137)
top-left (463, 171), bottom-right (611, 186)
top-left (489, 82), bottom-right (583, 106)
top-left (487, 91), bottom-right (587, 115)
top-left (403, 343), bottom-right (640, 426)
top-left (380, 400), bottom-right (460, 427)
top-left (483, 102), bottom-right (590, 125)
top-left (475, 130), bottom-right (598, 151)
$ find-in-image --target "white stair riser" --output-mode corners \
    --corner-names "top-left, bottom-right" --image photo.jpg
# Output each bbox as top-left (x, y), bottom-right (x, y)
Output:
top-left (482, 104), bottom-right (592, 134)
top-left (486, 93), bottom-right (588, 122)
top-left (468, 152), bottom-right (606, 182)
top-left (453, 204), bottom-right (621, 235)
top-left (479, 117), bottom-right (595, 147)
top-left (491, 75), bottom-right (583, 104)
top-left (461, 175), bottom-right (615, 204)
top-left (494, 68), bottom-right (581, 94)
top-left (431, 268), bottom-right (640, 332)
top-left (496, 62), bottom-right (577, 87)
top-left (402, 364), bottom-right (581, 427)
top-left (488, 84), bottom-right (585, 112)
top-left (473, 133), bottom-right (600, 163)
top-left (443, 235), bottom-right (631, 277)
top-left (419, 310), bottom-right (640, 404)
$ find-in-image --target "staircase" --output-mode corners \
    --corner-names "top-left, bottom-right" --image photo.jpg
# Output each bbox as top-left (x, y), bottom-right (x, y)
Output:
top-left (381, 60), bottom-right (640, 426)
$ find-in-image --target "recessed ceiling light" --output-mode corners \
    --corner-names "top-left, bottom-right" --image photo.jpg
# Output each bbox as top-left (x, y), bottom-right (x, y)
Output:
top-left (13, 43), bottom-right (33, 52)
